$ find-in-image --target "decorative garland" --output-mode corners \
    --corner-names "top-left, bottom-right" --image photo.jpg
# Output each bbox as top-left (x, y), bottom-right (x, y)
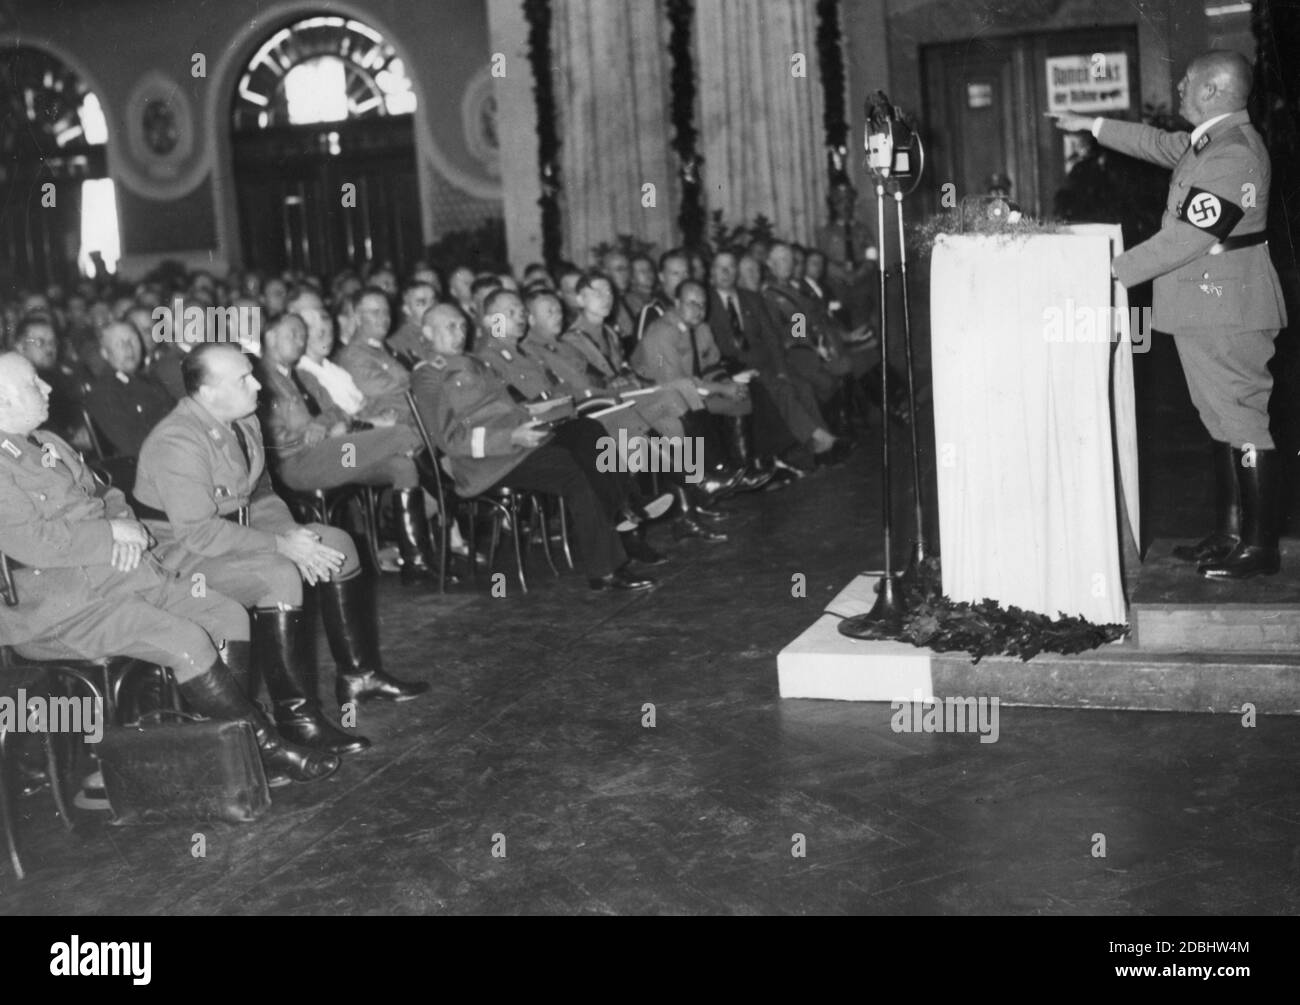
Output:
top-left (815, 0), bottom-right (848, 162)
top-left (666, 0), bottom-right (705, 248)
top-left (855, 558), bottom-right (1129, 664)
top-left (523, 0), bottom-right (563, 266)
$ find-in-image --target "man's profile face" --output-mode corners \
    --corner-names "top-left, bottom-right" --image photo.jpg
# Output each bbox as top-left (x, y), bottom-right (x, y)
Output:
top-left (201, 347), bottom-right (261, 422)
top-left (603, 253), bottom-right (631, 292)
top-left (0, 356), bottom-right (51, 433)
top-left (17, 322), bottom-right (58, 371)
top-left (1178, 61), bottom-right (1208, 125)
top-left (303, 309), bottom-right (335, 359)
top-left (268, 320), bottom-right (308, 366)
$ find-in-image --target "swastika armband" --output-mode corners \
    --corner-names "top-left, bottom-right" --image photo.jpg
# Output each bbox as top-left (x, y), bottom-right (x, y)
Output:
top-left (1177, 187), bottom-right (1244, 240)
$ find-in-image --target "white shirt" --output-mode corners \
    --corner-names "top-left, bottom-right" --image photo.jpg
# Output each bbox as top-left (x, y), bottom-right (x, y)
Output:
top-left (297, 355), bottom-right (366, 417)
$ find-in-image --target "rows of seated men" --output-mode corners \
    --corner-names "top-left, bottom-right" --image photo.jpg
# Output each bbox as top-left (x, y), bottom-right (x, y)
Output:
top-left (0, 242), bottom-right (899, 800)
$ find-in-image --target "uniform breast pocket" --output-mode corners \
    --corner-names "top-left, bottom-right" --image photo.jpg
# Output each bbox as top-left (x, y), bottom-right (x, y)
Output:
top-left (1176, 264), bottom-right (1247, 327)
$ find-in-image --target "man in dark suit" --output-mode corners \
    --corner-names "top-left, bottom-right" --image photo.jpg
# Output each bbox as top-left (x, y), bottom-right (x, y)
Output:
top-left (1055, 50), bottom-right (1288, 579)
top-left (707, 251), bottom-right (843, 468)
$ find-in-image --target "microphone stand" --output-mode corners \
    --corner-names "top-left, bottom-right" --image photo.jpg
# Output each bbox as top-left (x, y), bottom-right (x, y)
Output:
top-left (839, 98), bottom-right (931, 641)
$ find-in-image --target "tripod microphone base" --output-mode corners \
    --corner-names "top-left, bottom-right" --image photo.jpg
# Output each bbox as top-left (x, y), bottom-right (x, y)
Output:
top-left (838, 576), bottom-right (907, 640)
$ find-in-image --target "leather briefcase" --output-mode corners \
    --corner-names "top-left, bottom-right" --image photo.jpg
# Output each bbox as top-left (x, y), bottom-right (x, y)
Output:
top-left (98, 711), bottom-right (271, 825)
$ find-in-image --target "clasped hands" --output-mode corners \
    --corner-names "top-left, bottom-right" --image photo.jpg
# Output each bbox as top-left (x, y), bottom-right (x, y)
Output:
top-left (276, 527), bottom-right (346, 585)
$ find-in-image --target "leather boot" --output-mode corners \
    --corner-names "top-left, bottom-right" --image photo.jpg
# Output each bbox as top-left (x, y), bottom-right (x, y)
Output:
top-left (393, 488), bottom-right (435, 585)
top-left (669, 483), bottom-right (728, 543)
top-left (320, 574), bottom-right (430, 704)
top-left (1173, 440), bottom-right (1240, 563)
top-left (253, 607), bottom-right (371, 754)
top-left (725, 415), bottom-right (776, 492)
top-left (117, 661), bottom-right (167, 722)
top-left (1200, 447), bottom-right (1282, 580)
top-left (177, 659), bottom-right (339, 786)
top-left (220, 639), bottom-right (258, 702)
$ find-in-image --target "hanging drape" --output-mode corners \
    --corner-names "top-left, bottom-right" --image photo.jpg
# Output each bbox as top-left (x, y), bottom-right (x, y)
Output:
top-left (551, 0), bottom-right (680, 264)
top-left (693, 0), bottom-right (829, 243)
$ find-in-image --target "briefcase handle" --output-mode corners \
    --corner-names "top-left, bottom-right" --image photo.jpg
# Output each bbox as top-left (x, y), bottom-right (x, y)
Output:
top-left (123, 708), bottom-right (208, 730)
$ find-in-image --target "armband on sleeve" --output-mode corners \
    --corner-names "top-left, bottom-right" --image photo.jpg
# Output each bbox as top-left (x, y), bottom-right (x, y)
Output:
top-left (1177, 187), bottom-right (1245, 240)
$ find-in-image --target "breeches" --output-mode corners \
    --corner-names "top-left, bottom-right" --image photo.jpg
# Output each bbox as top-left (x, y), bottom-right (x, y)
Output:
top-left (14, 572), bottom-right (248, 680)
top-left (166, 523), bottom-right (360, 608)
top-left (277, 426), bottom-right (421, 491)
top-left (1173, 329), bottom-right (1276, 448)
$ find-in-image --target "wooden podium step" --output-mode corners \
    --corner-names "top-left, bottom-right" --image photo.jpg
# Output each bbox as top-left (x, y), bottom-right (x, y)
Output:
top-left (1130, 540), bottom-right (1300, 653)
top-left (777, 564), bottom-right (1300, 715)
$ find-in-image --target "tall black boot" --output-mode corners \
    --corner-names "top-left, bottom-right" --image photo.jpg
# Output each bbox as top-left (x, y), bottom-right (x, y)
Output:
top-left (1173, 440), bottom-right (1240, 562)
top-left (393, 488), bottom-right (435, 585)
top-left (253, 607), bottom-right (371, 754)
top-left (320, 574), bottom-right (430, 704)
top-left (725, 415), bottom-right (775, 492)
top-left (220, 639), bottom-right (258, 701)
top-left (669, 482), bottom-right (728, 543)
top-left (1200, 448), bottom-right (1282, 580)
top-left (177, 659), bottom-right (339, 786)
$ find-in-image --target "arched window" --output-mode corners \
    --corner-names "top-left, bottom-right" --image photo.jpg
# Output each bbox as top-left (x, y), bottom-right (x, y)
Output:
top-left (233, 16), bottom-right (416, 132)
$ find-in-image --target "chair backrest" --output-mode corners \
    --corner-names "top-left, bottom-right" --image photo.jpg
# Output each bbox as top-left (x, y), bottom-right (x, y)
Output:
top-left (80, 405), bottom-right (107, 462)
top-left (0, 551), bottom-right (17, 608)
top-left (405, 389), bottom-right (449, 511)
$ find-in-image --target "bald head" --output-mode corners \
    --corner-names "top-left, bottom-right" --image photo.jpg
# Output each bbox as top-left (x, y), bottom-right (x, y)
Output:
top-left (422, 303), bottom-right (470, 356)
top-left (0, 352), bottom-right (51, 435)
top-left (1180, 50), bottom-right (1252, 124)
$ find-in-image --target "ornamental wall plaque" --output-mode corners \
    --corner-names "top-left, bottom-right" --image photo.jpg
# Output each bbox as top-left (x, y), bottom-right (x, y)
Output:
top-left (461, 66), bottom-right (500, 179)
top-left (117, 70), bottom-right (209, 199)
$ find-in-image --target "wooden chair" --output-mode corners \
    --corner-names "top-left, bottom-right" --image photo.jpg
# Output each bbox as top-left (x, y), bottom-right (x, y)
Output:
top-left (0, 551), bottom-right (171, 880)
top-left (405, 391), bottom-right (563, 593)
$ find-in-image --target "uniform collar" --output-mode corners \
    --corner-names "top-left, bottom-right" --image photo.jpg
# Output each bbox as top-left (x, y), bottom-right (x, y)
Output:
top-left (1191, 110), bottom-right (1248, 151)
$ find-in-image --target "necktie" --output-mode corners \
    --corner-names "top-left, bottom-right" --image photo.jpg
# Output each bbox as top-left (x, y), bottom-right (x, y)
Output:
top-left (232, 422), bottom-right (253, 472)
top-left (844, 219), bottom-right (857, 266)
top-left (726, 295), bottom-right (747, 353)
top-left (686, 324), bottom-right (701, 376)
top-left (291, 370), bottom-right (321, 417)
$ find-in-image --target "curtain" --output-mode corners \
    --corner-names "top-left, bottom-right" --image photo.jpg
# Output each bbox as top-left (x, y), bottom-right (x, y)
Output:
top-left (694, 0), bottom-right (828, 243)
top-left (551, 0), bottom-right (679, 264)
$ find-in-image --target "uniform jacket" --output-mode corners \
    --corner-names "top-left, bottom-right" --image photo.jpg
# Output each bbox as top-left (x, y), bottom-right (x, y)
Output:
top-left (475, 336), bottom-right (558, 402)
top-left (83, 368), bottom-right (175, 457)
top-left (1102, 110), bottom-right (1287, 335)
top-left (257, 359), bottom-right (347, 462)
top-left (148, 342), bottom-right (188, 401)
top-left (409, 353), bottom-right (533, 498)
top-left (632, 311), bottom-right (722, 384)
top-left (386, 320), bottom-right (432, 366)
top-left (635, 295), bottom-right (672, 344)
top-left (336, 339), bottom-right (413, 420)
top-left (135, 396), bottom-right (297, 564)
top-left (0, 430), bottom-right (168, 646)
top-left (562, 316), bottom-right (632, 379)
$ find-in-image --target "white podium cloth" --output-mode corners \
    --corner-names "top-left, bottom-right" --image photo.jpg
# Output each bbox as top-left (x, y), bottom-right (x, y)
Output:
top-left (929, 225), bottom-right (1139, 625)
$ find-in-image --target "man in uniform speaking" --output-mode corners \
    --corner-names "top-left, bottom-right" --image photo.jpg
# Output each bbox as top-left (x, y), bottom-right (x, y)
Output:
top-left (1055, 50), bottom-right (1288, 580)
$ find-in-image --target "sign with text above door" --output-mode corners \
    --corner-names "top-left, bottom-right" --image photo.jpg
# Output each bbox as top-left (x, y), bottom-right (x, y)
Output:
top-left (1045, 52), bottom-right (1129, 113)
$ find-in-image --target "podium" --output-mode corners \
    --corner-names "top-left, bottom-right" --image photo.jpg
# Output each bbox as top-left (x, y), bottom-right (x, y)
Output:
top-left (929, 224), bottom-right (1140, 625)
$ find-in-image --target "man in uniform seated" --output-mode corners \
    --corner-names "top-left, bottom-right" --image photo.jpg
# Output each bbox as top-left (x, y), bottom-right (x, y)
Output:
top-left (336, 289), bottom-right (415, 424)
top-left (0, 352), bottom-right (335, 786)
top-left (387, 281), bottom-right (439, 366)
top-left (135, 344), bottom-right (428, 758)
top-left (410, 305), bottom-right (656, 592)
top-left (259, 314), bottom-right (436, 584)
top-left (83, 321), bottom-right (175, 459)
